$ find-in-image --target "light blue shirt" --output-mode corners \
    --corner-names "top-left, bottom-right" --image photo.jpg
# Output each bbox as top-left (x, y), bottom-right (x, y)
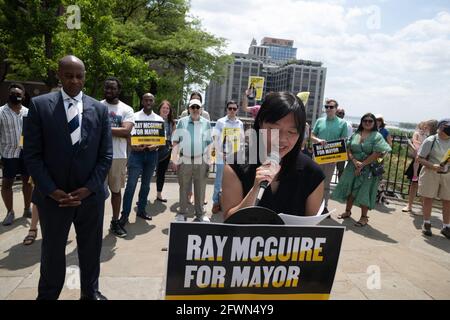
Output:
top-left (173, 116), bottom-right (212, 157)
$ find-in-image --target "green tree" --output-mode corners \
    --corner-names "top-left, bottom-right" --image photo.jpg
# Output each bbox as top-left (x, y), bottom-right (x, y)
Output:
top-left (0, 0), bottom-right (230, 110)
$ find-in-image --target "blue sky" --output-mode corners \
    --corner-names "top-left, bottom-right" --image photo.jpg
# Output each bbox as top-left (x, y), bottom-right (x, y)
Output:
top-left (190, 0), bottom-right (450, 124)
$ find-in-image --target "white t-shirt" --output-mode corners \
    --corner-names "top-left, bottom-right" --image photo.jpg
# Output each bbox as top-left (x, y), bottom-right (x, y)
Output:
top-left (101, 100), bottom-right (135, 159)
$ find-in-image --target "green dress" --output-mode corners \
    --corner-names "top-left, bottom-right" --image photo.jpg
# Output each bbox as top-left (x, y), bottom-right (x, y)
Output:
top-left (331, 131), bottom-right (392, 210)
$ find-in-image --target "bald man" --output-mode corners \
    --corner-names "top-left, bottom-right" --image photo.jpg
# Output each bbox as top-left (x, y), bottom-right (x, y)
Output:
top-left (23, 55), bottom-right (113, 300)
top-left (119, 93), bottom-right (163, 226)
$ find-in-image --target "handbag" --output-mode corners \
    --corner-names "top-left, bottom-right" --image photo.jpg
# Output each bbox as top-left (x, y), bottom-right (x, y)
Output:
top-left (369, 161), bottom-right (385, 177)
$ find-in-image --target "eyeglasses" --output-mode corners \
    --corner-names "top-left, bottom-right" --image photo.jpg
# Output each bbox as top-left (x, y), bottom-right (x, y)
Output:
top-left (324, 105), bottom-right (335, 109)
top-left (228, 107), bottom-right (238, 111)
top-left (190, 105), bottom-right (201, 110)
top-left (362, 119), bottom-right (374, 124)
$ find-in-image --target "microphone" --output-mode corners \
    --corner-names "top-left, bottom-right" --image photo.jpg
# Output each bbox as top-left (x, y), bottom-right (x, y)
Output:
top-left (255, 153), bottom-right (280, 206)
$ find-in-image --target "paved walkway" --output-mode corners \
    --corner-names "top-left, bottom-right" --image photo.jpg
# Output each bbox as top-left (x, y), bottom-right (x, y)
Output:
top-left (0, 179), bottom-right (449, 300)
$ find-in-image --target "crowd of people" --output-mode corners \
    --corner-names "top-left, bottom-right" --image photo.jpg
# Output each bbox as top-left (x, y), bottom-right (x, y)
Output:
top-left (0, 55), bottom-right (448, 300)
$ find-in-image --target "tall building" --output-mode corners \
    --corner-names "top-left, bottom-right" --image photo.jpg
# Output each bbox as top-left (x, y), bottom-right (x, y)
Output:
top-left (205, 38), bottom-right (326, 124)
top-left (261, 37), bottom-right (297, 64)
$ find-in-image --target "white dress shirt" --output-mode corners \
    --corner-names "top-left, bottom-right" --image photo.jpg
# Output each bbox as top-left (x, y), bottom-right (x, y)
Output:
top-left (61, 88), bottom-right (83, 143)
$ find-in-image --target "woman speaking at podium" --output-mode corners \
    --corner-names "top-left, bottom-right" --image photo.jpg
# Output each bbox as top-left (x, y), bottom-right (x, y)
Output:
top-left (221, 92), bottom-right (325, 220)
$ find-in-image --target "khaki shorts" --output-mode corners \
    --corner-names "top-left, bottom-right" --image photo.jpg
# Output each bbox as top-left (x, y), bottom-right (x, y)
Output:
top-left (418, 167), bottom-right (450, 201)
top-left (107, 159), bottom-right (127, 193)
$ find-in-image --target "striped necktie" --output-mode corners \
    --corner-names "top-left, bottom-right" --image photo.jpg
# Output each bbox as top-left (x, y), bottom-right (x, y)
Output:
top-left (67, 101), bottom-right (80, 146)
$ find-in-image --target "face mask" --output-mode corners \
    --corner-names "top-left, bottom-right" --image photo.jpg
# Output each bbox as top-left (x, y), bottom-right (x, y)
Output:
top-left (9, 95), bottom-right (22, 104)
top-left (443, 126), bottom-right (450, 136)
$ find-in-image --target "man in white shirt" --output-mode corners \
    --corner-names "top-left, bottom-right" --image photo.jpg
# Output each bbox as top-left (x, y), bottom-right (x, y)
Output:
top-left (0, 83), bottom-right (32, 226)
top-left (101, 77), bottom-right (134, 238)
top-left (119, 93), bottom-right (163, 227)
top-left (211, 100), bottom-right (244, 214)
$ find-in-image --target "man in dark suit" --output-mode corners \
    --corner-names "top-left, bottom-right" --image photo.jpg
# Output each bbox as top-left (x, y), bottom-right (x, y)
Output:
top-left (23, 55), bottom-right (113, 300)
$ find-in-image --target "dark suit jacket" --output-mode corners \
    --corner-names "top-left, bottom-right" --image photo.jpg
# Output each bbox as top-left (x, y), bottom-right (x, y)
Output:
top-left (23, 91), bottom-right (113, 206)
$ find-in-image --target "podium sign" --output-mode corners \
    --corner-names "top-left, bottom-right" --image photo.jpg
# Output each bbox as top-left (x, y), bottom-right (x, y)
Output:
top-left (165, 222), bottom-right (344, 300)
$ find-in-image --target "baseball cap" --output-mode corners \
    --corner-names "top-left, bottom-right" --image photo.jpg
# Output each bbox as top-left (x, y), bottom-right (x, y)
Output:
top-left (438, 118), bottom-right (450, 127)
top-left (189, 99), bottom-right (202, 108)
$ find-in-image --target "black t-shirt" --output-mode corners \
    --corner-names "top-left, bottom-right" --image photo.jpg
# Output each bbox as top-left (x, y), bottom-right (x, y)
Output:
top-left (229, 152), bottom-right (325, 216)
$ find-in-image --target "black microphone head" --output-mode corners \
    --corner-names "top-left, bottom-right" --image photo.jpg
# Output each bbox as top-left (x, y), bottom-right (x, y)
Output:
top-left (260, 180), bottom-right (269, 189)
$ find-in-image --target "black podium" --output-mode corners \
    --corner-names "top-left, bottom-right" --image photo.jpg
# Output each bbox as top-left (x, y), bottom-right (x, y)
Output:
top-left (223, 206), bottom-right (285, 225)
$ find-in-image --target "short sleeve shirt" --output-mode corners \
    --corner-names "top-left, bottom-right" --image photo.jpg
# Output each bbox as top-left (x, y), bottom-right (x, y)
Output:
top-left (419, 135), bottom-right (450, 165)
top-left (312, 116), bottom-right (348, 142)
top-left (101, 100), bottom-right (135, 159)
top-left (173, 116), bottom-right (212, 157)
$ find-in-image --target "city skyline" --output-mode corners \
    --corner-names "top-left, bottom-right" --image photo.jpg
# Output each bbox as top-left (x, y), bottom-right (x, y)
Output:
top-left (190, 0), bottom-right (450, 123)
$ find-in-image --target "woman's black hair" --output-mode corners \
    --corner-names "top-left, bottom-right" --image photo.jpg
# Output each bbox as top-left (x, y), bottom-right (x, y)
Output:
top-left (253, 91), bottom-right (306, 178)
top-left (190, 91), bottom-right (203, 103)
top-left (357, 113), bottom-right (378, 133)
top-left (158, 100), bottom-right (175, 126)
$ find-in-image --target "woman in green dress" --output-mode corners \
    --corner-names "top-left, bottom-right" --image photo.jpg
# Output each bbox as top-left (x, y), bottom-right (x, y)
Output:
top-left (331, 113), bottom-right (392, 226)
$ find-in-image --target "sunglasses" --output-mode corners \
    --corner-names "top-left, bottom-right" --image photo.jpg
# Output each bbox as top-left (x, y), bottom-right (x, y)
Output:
top-left (362, 119), bottom-right (374, 124)
top-left (337, 112), bottom-right (345, 116)
top-left (228, 107), bottom-right (238, 111)
top-left (324, 105), bottom-right (335, 109)
top-left (190, 105), bottom-right (201, 110)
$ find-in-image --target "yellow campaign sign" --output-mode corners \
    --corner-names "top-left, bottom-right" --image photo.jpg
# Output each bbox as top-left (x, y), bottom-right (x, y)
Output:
top-left (222, 128), bottom-right (241, 154)
top-left (313, 139), bottom-right (348, 165)
top-left (131, 120), bottom-right (166, 146)
top-left (131, 136), bottom-right (165, 146)
top-left (441, 149), bottom-right (450, 165)
top-left (248, 76), bottom-right (265, 101)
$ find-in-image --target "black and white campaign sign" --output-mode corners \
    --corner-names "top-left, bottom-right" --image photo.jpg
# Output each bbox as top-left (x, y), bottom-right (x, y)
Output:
top-left (313, 138), bottom-right (348, 165)
top-left (165, 222), bottom-right (345, 300)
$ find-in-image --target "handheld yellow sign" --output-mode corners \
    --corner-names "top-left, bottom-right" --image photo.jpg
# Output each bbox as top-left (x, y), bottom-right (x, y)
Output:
top-left (131, 120), bottom-right (166, 146)
top-left (222, 128), bottom-right (241, 154)
top-left (313, 139), bottom-right (348, 165)
top-left (248, 76), bottom-right (265, 101)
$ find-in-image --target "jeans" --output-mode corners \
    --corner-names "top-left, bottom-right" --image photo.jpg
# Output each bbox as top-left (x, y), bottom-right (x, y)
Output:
top-left (212, 163), bottom-right (224, 204)
top-left (121, 150), bottom-right (158, 218)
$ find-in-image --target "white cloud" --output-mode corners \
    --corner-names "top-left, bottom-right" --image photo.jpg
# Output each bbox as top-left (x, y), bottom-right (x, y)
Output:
top-left (190, 0), bottom-right (450, 123)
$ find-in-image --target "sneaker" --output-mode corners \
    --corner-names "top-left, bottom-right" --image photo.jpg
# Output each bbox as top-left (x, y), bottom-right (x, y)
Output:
top-left (175, 214), bottom-right (186, 222)
top-left (441, 227), bottom-right (450, 239)
top-left (110, 220), bottom-right (127, 238)
top-left (193, 215), bottom-right (210, 223)
top-left (212, 203), bottom-right (221, 214)
top-left (23, 208), bottom-right (32, 218)
top-left (2, 211), bottom-right (15, 226)
top-left (422, 222), bottom-right (432, 237)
